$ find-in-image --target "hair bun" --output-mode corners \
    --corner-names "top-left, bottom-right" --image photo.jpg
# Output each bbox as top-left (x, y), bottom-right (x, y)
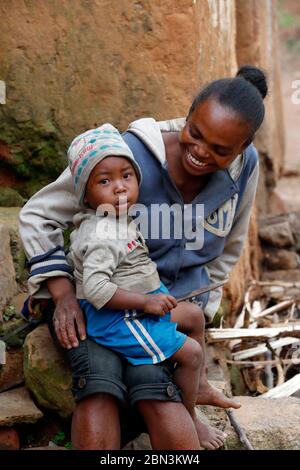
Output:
top-left (236, 65), bottom-right (268, 99)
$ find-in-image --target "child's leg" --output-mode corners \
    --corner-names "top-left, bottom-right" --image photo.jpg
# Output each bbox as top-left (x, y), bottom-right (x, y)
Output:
top-left (170, 338), bottom-right (225, 450)
top-left (171, 302), bottom-right (241, 409)
top-left (171, 337), bottom-right (202, 416)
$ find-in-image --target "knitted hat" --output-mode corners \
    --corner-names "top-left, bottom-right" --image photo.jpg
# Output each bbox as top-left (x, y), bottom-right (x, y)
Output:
top-left (68, 123), bottom-right (142, 204)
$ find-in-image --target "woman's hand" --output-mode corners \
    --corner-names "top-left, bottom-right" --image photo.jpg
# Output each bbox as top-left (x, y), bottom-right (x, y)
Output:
top-left (143, 294), bottom-right (177, 316)
top-left (47, 277), bottom-right (86, 349)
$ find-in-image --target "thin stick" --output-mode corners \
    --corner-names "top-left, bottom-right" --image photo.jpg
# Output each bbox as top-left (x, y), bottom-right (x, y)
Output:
top-left (225, 358), bottom-right (300, 366)
top-left (226, 409), bottom-right (254, 450)
top-left (255, 280), bottom-right (300, 288)
top-left (253, 299), bottom-right (294, 319)
top-left (206, 325), bottom-right (300, 341)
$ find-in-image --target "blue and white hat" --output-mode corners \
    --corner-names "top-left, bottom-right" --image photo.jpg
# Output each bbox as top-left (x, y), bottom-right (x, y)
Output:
top-left (68, 123), bottom-right (142, 204)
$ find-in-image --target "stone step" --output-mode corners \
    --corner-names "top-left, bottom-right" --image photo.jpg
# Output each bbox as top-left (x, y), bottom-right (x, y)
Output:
top-left (202, 396), bottom-right (300, 450)
top-left (0, 386), bottom-right (43, 426)
top-left (0, 349), bottom-right (24, 392)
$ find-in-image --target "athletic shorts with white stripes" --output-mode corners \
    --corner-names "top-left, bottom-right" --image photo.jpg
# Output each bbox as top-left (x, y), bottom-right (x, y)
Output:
top-left (79, 283), bottom-right (187, 366)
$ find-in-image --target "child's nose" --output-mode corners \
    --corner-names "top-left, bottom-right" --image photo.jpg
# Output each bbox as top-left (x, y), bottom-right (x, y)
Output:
top-left (114, 181), bottom-right (126, 193)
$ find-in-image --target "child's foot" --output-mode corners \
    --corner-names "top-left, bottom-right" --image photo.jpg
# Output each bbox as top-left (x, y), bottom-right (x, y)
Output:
top-left (192, 412), bottom-right (227, 450)
top-left (196, 379), bottom-right (241, 409)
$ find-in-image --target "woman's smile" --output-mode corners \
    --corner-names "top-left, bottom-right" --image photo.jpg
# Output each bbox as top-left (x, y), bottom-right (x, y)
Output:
top-left (186, 149), bottom-right (210, 168)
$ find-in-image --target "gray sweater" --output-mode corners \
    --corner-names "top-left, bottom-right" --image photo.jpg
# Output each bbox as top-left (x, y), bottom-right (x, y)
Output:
top-left (69, 210), bottom-right (161, 309)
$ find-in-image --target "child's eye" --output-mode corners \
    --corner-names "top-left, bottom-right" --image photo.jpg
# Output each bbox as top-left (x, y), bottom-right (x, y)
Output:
top-left (123, 172), bottom-right (133, 179)
top-left (99, 179), bottom-right (109, 185)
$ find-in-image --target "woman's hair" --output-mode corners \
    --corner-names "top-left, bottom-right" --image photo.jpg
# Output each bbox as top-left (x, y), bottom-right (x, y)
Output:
top-left (188, 65), bottom-right (268, 134)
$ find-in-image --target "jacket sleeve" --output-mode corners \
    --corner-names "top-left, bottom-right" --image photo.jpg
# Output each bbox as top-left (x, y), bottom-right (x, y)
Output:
top-left (19, 167), bottom-right (81, 298)
top-left (204, 161), bottom-right (259, 322)
top-left (82, 237), bottom-right (120, 310)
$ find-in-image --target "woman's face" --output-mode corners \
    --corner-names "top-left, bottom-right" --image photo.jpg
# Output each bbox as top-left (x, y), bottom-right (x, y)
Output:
top-left (179, 98), bottom-right (252, 177)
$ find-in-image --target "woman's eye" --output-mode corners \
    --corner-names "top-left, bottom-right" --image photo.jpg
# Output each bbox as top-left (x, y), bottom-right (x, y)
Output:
top-left (189, 128), bottom-right (202, 140)
top-left (215, 148), bottom-right (229, 157)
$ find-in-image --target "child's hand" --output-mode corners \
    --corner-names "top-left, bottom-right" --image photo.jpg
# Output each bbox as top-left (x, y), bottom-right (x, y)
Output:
top-left (143, 294), bottom-right (177, 316)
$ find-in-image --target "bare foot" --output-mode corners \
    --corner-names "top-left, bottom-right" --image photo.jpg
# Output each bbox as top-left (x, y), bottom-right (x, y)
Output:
top-left (196, 380), bottom-right (241, 409)
top-left (192, 412), bottom-right (227, 450)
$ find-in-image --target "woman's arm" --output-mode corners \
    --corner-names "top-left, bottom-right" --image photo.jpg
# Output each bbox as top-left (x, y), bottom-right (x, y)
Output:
top-left (19, 167), bottom-right (86, 349)
top-left (204, 161), bottom-right (259, 322)
top-left (47, 277), bottom-right (86, 349)
top-left (19, 167), bottom-right (80, 296)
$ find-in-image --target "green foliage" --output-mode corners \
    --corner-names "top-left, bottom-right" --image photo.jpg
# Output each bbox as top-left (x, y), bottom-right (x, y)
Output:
top-left (52, 431), bottom-right (66, 445)
top-left (26, 433), bottom-right (35, 446)
top-left (0, 118), bottom-right (67, 199)
top-left (51, 431), bottom-right (72, 449)
top-left (279, 11), bottom-right (298, 28)
top-left (3, 305), bottom-right (16, 322)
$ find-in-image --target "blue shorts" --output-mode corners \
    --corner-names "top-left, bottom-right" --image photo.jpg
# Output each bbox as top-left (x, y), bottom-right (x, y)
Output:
top-left (79, 283), bottom-right (187, 366)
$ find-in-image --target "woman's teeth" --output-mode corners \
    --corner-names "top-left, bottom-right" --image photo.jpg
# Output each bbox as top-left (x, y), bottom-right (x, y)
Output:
top-left (187, 150), bottom-right (208, 168)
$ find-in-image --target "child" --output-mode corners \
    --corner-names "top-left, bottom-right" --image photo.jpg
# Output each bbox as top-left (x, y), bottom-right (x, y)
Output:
top-left (68, 123), bottom-right (204, 440)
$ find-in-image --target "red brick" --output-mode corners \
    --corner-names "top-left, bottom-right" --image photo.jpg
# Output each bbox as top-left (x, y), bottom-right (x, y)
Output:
top-left (0, 427), bottom-right (20, 450)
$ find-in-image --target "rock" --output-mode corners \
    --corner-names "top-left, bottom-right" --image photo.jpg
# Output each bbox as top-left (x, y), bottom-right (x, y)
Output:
top-left (267, 190), bottom-right (287, 216)
top-left (0, 318), bottom-right (29, 348)
top-left (122, 433), bottom-right (152, 451)
top-left (229, 365), bottom-right (248, 396)
top-left (23, 324), bottom-right (75, 417)
top-left (25, 444), bottom-right (67, 450)
top-left (10, 293), bottom-right (29, 315)
top-left (289, 211), bottom-right (300, 237)
top-left (263, 248), bottom-right (300, 270)
top-left (259, 220), bottom-right (295, 248)
top-left (0, 223), bottom-right (17, 317)
top-left (262, 269), bottom-right (300, 282)
top-left (0, 187), bottom-right (26, 207)
top-left (0, 0), bottom-right (238, 199)
top-left (0, 386), bottom-right (43, 426)
top-left (0, 427), bottom-right (20, 450)
top-left (0, 207), bottom-right (27, 285)
top-left (0, 349), bottom-right (24, 392)
top-left (223, 396), bottom-right (300, 450)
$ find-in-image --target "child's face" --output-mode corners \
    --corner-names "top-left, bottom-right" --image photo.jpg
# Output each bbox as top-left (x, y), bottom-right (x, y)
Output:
top-left (84, 156), bottom-right (139, 216)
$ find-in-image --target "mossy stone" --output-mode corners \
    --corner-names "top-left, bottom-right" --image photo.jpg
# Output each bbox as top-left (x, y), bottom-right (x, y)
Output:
top-left (0, 188), bottom-right (26, 207)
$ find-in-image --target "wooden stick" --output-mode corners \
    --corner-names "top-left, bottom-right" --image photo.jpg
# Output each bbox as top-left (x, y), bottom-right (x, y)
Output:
top-left (225, 358), bottom-right (300, 366)
top-left (226, 409), bottom-right (254, 450)
top-left (262, 373), bottom-right (300, 398)
top-left (231, 337), bottom-right (300, 361)
top-left (253, 299), bottom-right (295, 319)
top-left (255, 281), bottom-right (300, 288)
top-left (206, 325), bottom-right (300, 342)
top-left (275, 361), bottom-right (285, 387)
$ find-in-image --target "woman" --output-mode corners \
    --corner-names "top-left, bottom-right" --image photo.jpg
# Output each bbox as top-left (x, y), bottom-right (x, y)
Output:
top-left (19, 65), bottom-right (267, 450)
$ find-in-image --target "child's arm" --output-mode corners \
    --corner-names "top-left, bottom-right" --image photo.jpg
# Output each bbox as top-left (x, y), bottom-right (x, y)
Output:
top-left (106, 288), bottom-right (177, 316)
top-left (81, 233), bottom-right (177, 315)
